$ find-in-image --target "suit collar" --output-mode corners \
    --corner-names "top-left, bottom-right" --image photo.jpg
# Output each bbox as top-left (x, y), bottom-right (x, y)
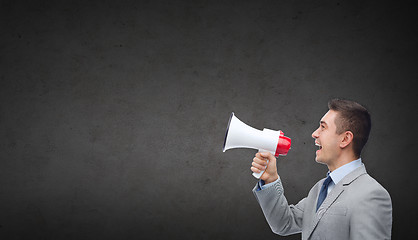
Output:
top-left (340, 164), bottom-right (367, 186)
top-left (328, 158), bottom-right (362, 185)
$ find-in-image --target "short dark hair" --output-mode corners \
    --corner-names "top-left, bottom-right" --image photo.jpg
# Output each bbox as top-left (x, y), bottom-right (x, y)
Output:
top-left (328, 99), bottom-right (371, 157)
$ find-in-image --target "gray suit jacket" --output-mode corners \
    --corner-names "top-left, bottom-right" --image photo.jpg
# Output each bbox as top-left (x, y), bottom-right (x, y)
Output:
top-left (253, 165), bottom-right (392, 240)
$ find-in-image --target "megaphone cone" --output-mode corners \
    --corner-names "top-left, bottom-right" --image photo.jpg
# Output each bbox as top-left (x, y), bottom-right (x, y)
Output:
top-left (222, 112), bottom-right (291, 178)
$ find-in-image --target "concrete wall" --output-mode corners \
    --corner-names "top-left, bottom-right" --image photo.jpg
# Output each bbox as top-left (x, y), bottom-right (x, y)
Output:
top-left (1, 1), bottom-right (416, 239)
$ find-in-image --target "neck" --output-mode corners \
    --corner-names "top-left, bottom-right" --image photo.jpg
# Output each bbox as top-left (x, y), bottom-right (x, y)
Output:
top-left (328, 152), bottom-right (358, 172)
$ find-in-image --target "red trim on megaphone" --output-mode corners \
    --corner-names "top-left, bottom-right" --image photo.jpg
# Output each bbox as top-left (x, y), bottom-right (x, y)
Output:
top-left (275, 135), bottom-right (291, 157)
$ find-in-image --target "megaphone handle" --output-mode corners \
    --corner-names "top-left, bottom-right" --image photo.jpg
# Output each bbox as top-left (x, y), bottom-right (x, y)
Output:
top-left (252, 162), bottom-right (267, 179)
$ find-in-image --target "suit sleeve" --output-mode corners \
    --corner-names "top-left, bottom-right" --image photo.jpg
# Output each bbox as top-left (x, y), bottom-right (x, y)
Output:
top-left (253, 179), bottom-right (305, 236)
top-left (349, 186), bottom-right (392, 239)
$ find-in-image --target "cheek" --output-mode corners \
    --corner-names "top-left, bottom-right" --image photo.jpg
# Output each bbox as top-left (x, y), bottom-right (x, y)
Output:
top-left (321, 133), bottom-right (336, 148)
top-left (325, 136), bottom-right (339, 150)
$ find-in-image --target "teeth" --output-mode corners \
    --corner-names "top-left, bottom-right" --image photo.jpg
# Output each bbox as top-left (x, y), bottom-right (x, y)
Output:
top-left (315, 143), bottom-right (322, 149)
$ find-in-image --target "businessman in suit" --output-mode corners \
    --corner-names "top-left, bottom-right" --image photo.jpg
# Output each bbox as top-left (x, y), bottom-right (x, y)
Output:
top-left (251, 99), bottom-right (392, 239)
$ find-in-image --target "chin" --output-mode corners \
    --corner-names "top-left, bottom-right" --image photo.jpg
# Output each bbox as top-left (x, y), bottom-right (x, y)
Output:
top-left (315, 156), bottom-right (327, 165)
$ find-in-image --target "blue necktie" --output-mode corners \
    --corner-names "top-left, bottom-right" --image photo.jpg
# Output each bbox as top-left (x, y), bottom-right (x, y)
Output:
top-left (316, 175), bottom-right (332, 212)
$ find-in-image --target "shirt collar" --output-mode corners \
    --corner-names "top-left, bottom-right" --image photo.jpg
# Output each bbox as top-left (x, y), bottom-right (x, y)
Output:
top-left (328, 158), bottom-right (363, 185)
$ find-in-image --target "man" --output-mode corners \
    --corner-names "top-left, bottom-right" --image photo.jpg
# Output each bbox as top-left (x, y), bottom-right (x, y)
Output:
top-left (251, 99), bottom-right (392, 239)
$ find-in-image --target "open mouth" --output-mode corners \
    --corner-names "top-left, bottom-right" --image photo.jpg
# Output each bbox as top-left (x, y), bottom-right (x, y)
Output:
top-left (315, 142), bottom-right (322, 151)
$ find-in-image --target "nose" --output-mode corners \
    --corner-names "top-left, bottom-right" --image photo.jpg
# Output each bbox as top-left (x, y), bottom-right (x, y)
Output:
top-left (312, 127), bottom-right (319, 139)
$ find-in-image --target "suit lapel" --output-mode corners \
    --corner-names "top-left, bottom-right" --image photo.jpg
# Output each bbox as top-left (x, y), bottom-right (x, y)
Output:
top-left (305, 165), bottom-right (368, 239)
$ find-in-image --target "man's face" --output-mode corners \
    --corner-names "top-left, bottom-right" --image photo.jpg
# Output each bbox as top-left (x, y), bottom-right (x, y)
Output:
top-left (312, 110), bottom-right (342, 166)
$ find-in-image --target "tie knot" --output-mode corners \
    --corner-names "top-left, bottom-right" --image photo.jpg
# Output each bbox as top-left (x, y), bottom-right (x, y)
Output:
top-left (323, 175), bottom-right (333, 186)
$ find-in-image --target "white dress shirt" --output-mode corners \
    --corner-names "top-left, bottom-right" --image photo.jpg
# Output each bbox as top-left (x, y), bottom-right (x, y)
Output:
top-left (258, 158), bottom-right (363, 192)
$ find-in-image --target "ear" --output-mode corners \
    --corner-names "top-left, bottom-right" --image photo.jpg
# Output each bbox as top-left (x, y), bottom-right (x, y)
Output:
top-left (340, 131), bottom-right (354, 149)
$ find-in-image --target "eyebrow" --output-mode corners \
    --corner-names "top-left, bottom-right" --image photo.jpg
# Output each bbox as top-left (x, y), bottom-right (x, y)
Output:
top-left (320, 121), bottom-right (328, 126)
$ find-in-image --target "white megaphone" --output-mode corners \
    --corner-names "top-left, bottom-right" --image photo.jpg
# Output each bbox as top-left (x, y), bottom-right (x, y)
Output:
top-left (223, 112), bottom-right (291, 179)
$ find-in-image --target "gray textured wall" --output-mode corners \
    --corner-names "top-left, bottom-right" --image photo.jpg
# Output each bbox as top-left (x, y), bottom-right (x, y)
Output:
top-left (1, 1), bottom-right (416, 239)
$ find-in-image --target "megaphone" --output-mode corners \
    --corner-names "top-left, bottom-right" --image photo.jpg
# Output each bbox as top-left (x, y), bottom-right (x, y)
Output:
top-left (223, 112), bottom-right (291, 179)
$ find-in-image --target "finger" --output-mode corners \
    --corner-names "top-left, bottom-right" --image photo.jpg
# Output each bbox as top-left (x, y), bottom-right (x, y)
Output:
top-left (259, 151), bottom-right (271, 158)
top-left (257, 151), bottom-right (272, 159)
top-left (253, 157), bottom-right (268, 166)
top-left (255, 152), bottom-right (264, 158)
top-left (252, 161), bottom-right (267, 170)
top-left (251, 166), bottom-right (261, 173)
top-left (255, 152), bottom-right (269, 161)
top-left (260, 152), bottom-right (275, 161)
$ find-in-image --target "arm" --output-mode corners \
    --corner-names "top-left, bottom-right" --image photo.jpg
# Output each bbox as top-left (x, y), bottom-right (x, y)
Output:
top-left (252, 152), bottom-right (305, 235)
top-left (253, 177), bottom-right (305, 235)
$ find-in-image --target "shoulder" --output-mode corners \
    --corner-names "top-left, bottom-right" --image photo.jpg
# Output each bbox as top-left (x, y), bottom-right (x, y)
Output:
top-left (308, 177), bottom-right (324, 192)
top-left (345, 173), bottom-right (392, 216)
top-left (353, 173), bottom-right (391, 199)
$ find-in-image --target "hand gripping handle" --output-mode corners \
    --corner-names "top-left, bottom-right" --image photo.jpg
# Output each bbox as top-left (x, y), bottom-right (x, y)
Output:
top-left (252, 150), bottom-right (270, 179)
